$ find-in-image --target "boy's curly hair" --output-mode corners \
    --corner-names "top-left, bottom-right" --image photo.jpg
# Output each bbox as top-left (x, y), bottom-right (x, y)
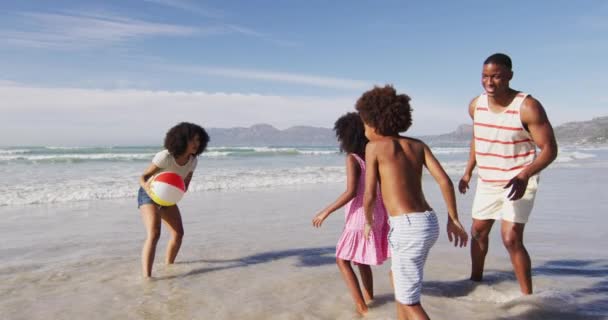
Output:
top-left (355, 85), bottom-right (412, 136)
top-left (164, 122), bottom-right (210, 156)
top-left (334, 112), bottom-right (368, 157)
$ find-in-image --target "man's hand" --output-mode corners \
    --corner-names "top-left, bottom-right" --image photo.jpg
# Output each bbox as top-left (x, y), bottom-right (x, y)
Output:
top-left (458, 174), bottom-right (471, 194)
top-left (504, 173), bottom-right (529, 201)
top-left (447, 218), bottom-right (468, 248)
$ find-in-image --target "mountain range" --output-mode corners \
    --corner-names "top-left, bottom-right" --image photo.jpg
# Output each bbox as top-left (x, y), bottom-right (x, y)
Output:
top-left (207, 116), bottom-right (608, 147)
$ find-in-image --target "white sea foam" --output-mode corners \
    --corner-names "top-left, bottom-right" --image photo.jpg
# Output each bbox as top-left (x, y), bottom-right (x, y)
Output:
top-left (0, 153), bottom-right (154, 162)
top-left (554, 151), bottom-right (596, 163)
top-left (1, 145), bottom-right (605, 207)
top-left (0, 166), bottom-right (346, 206)
top-left (430, 147), bottom-right (469, 155)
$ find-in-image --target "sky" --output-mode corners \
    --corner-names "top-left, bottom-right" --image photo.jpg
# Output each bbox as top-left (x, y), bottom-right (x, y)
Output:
top-left (0, 0), bottom-right (607, 146)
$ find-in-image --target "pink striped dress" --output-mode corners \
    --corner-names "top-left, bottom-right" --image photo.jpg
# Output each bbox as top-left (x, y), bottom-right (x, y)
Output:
top-left (335, 153), bottom-right (390, 265)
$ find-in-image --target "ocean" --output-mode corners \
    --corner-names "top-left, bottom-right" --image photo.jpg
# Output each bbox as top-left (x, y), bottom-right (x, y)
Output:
top-left (0, 144), bottom-right (607, 319)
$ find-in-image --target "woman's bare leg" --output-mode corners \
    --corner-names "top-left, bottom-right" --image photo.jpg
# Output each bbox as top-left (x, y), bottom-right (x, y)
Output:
top-left (160, 205), bottom-right (184, 264)
top-left (140, 204), bottom-right (161, 278)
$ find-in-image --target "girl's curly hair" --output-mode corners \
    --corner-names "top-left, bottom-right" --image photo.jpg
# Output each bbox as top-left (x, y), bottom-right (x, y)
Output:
top-left (334, 112), bottom-right (367, 157)
top-left (164, 122), bottom-right (210, 156)
top-left (355, 85), bottom-right (412, 136)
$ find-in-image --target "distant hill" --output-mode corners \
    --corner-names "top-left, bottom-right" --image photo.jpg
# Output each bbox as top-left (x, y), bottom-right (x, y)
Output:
top-left (415, 116), bottom-right (608, 146)
top-left (206, 116), bottom-right (608, 147)
top-left (418, 124), bottom-right (473, 147)
top-left (554, 116), bottom-right (608, 144)
top-left (207, 124), bottom-right (336, 146)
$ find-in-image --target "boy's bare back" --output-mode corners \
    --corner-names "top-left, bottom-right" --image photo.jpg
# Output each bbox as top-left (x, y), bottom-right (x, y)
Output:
top-left (365, 136), bottom-right (433, 216)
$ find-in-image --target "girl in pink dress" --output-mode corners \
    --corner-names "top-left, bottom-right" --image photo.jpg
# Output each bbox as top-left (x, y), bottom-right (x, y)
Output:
top-left (312, 112), bottom-right (389, 316)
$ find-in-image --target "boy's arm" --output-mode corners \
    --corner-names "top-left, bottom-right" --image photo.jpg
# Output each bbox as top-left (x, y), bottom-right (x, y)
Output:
top-left (505, 96), bottom-right (558, 200)
top-left (423, 143), bottom-right (468, 247)
top-left (363, 142), bottom-right (380, 239)
top-left (313, 155), bottom-right (360, 227)
top-left (459, 98), bottom-right (477, 194)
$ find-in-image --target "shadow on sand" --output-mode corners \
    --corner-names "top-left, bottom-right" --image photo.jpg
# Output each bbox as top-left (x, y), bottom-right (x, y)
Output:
top-left (422, 258), bottom-right (608, 319)
top-left (159, 246), bottom-right (336, 280)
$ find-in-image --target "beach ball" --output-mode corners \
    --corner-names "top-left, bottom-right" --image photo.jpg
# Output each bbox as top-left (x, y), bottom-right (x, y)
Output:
top-left (149, 172), bottom-right (186, 206)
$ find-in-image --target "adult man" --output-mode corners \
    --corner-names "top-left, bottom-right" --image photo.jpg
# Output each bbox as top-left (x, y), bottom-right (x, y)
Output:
top-left (458, 53), bottom-right (558, 294)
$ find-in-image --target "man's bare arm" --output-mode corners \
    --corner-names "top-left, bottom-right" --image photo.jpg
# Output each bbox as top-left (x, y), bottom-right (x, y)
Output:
top-left (505, 96), bottom-right (558, 200)
top-left (459, 98), bottom-right (478, 194)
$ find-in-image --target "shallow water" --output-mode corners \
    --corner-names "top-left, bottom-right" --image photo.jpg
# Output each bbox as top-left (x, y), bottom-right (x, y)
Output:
top-left (1, 160), bottom-right (607, 319)
top-left (2, 145), bottom-right (607, 319)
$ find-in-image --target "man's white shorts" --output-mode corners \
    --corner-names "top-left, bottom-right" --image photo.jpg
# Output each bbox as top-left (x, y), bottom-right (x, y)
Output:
top-left (472, 175), bottom-right (539, 224)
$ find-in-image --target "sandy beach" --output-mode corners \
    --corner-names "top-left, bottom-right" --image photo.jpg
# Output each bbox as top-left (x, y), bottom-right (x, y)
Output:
top-left (1, 164), bottom-right (607, 319)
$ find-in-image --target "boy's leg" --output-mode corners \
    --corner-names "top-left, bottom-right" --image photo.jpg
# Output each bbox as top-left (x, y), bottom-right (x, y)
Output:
top-left (470, 219), bottom-right (495, 281)
top-left (336, 258), bottom-right (368, 315)
top-left (357, 264), bottom-right (374, 303)
top-left (501, 221), bottom-right (532, 294)
top-left (160, 205), bottom-right (184, 264)
top-left (397, 302), bottom-right (430, 320)
top-left (140, 204), bottom-right (161, 278)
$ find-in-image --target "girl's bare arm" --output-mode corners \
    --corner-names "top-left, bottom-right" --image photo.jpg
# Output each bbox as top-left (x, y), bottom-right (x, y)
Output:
top-left (312, 155), bottom-right (360, 227)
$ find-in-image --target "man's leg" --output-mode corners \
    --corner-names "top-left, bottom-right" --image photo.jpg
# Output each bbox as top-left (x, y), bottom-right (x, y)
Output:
top-left (501, 221), bottom-right (532, 294)
top-left (470, 219), bottom-right (495, 281)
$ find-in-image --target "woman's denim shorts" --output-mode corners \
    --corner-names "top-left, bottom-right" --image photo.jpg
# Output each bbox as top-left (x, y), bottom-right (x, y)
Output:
top-left (137, 187), bottom-right (156, 208)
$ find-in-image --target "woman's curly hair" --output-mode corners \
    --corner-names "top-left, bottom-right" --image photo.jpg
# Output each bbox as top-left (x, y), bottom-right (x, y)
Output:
top-left (334, 112), bottom-right (367, 157)
top-left (164, 122), bottom-right (210, 156)
top-left (355, 85), bottom-right (412, 136)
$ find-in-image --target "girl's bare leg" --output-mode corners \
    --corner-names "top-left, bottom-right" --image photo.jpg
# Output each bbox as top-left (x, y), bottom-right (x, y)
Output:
top-left (357, 264), bottom-right (374, 303)
top-left (336, 258), bottom-right (368, 315)
top-left (140, 204), bottom-right (161, 278)
top-left (160, 205), bottom-right (184, 264)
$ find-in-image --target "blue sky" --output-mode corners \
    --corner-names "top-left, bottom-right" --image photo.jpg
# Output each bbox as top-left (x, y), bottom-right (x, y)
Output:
top-left (1, 0), bottom-right (606, 145)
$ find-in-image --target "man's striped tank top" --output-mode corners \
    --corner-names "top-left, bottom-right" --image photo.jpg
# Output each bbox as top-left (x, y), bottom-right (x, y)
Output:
top-left (474, 92), bottom-right (536, 184)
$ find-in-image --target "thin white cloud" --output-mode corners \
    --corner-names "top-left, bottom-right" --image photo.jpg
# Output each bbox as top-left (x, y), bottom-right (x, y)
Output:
top-left (224, 24), bottom-right (299, 47)
top-left (0, 11), bottom-right (202, 49)
top-left (141, 0), bottom-right (297, 47)
top-left (0, 9), bottom-right (298, 49)
top-left (142, 0), bottom-right (225, 18)
top-left (0, 83), bottom-right (466, 145)
top-left (0, 83), bottom-right (354, 145)
top-left (0, 80), bottom-right (20, 86)
top-left (166, 65), bottom-right (371, 90)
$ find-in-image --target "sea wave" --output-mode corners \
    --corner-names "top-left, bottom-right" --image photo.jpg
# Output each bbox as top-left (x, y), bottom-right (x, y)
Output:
top-left (554, 151), bottom-right (596, 163)
top-left (0, 166), bottom-right (346, 206)
top-left (0, 160), bottom-right (473, 206)
top-left (0, 146), bottom-right (340, 163)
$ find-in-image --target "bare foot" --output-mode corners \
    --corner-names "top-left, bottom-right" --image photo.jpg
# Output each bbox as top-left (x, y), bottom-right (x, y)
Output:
top-left (356, 304), bottom-right (368, 316)
top-left (365, 299), bottom-right (377, 308)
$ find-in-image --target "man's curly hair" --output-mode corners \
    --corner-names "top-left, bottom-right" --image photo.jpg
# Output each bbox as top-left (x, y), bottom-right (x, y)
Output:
top-left (334, 112), bottom-right (368, 157)
top-left (164, 122), bottom-right (210, 156)
top-left (355, 85), bottom-right (412, 136)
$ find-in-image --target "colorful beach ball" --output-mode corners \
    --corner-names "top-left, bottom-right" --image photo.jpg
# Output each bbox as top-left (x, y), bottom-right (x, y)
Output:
top-left (149, 171), bottom-right (186, 206)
